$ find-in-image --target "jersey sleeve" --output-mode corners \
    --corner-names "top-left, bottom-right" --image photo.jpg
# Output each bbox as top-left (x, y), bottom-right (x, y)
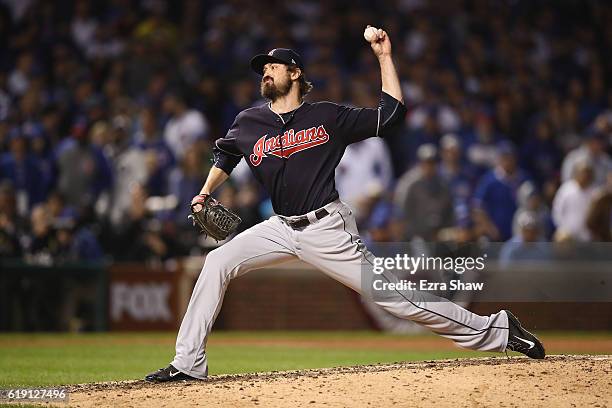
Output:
top-left (335, 104), bottom-right (379, 145)
top-left (335, 92), bottom-right (407, 145)
top-left (213, 116), bottom-right (243, 175)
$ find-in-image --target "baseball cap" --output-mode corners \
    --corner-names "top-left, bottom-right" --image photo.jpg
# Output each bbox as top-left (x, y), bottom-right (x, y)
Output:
top-left (517, 181), bottom-right (539, 206)
top-left (441, 133), bottom-right (461, 150)
top-left (250, 48), bottom-right (304, 76)
top-left (516, 211), bottom-right (539, 230)
top-left (417, 144), bottom-right (438, 161)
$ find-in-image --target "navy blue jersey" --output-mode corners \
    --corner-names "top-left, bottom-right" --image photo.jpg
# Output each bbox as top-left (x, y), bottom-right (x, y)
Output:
top-left (214, 92), bottom-right (406, 216)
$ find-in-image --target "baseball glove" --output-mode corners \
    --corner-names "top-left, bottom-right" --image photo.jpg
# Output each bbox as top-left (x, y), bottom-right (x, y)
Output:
top-left (188, 194), bottom-right (242, 241)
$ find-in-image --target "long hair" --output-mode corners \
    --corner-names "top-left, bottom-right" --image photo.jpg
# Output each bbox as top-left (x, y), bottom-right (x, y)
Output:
top-left (288, 66), bottom-right (313, 98)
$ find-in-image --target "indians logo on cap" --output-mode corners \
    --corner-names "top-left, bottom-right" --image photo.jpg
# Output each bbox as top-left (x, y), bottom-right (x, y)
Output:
top-left (249, 125), bottom-right (330, 166)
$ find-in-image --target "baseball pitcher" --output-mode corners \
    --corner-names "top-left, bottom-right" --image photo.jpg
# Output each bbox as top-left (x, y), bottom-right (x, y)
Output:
top-left (146, 27), bottom-right (544, 382)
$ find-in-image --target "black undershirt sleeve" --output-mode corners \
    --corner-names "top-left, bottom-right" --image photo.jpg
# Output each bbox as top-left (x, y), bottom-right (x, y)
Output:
top-left (378, 91), bottom-right (407, 136)
top-left (213, 116), bottom-right (243, 175)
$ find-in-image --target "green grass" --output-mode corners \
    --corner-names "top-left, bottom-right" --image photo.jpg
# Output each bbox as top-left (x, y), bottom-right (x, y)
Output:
top-left (0, 331), bottom-right (609, 387)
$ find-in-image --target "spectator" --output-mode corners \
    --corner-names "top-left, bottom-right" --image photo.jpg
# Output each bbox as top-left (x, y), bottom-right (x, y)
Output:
top-left (438, 133), bottom-right (474, 223)
top-left (499, 211), bottom-right (551, 266)
top-left (53, 215), bottom-right (103, 262)
top-left (54, 120), bottom-right (113, 210)
top-left (514, 212), bottom-right (542, 243)
top-left (406, 111), bottom-right (440, 164)
top-left (561, 131), bottom-right (612, 186)
top-left (0, 130), bottom-right (46, 215)
top-left (88, 121), bottom-right (112, 148)
top-left (552, 100), bottom-right (582, 153)
top-left (520, 118), bottom-right (562, 187)
top-left (0, 181), bottom-right (23, 257)
top-left (167, 148), bottom-right (207, 228)
top-left (133, 0), bottom-right (178, 51)
top-left (8, 52), bottom-right (33, 97)
top-left (222, 79), bottom-right (256, 132)
top-left (362, 200), bottom-right (402, 246)
top-left (113, 184), bottom-right (180, 262)
top-left (24, 123), bottom-right (55, 196)
top-left (473, 141), bottom-right (528, 241)
top-left (133, 107), bottom-right (175, 196)
top-left (70, 0), bottom-right (98, 55)
top-left (106, 116), bottom-right (148, 227)
top-left (465, 115), bottom-right (501, 175)
top-left (394, 144), bottom-right (454, 241)
top-left (46, 190), bottom-right (72, 219)
top-left (552, 160), bottom-right (597, 242)
top-left (512, 181), bottom-right (553, 241)
top-left (336, 137), bottom-right (393, 221)
top-left (586, 187), bottom-right (612, 242)
top-left (162, 92), bottom-right (209, 160)
top-left (0, 72), bottom-right (10, 121)
top-left (24, 203), bottom-right (56, 264)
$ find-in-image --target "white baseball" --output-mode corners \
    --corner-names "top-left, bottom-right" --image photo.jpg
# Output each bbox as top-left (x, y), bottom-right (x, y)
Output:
top-left (364, 26), bottom-right (378, 43)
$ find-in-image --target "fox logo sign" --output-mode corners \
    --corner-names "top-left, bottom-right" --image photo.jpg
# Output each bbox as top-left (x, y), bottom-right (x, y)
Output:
top-left (249, 125), bottom-right (330, 166)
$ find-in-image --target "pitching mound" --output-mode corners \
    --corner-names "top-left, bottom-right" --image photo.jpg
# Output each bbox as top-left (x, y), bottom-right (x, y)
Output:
top-left (68, 355), bottom-right (611, 407)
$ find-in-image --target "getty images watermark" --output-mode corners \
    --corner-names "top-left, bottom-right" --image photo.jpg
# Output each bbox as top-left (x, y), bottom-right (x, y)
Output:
top-left (363, 242), bottom-right (611, 302)
top-left (371, 253), bottom-right (488, 292)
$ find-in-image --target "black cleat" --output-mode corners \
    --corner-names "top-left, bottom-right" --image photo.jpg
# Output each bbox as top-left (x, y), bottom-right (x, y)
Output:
top-left (145, 364), bottom-right (199, 382)
top-left (504, 310), bottom-right (546, 359)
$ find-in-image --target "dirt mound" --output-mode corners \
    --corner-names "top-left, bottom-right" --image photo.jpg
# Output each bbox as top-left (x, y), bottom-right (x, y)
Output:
top-left (67, 355), bottom-right (611, 407)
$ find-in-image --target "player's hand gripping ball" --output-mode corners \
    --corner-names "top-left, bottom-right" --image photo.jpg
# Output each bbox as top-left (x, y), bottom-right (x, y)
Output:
top-left (364, 25), bottom-right (392, 58)
top-left (363, 25), bottom-right (380, 42)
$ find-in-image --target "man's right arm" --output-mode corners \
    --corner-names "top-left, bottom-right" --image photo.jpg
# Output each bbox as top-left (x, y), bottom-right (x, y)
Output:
top-left (199, 166), bottom-right (229, 195)
top-left (195, 115), bottom-right (243, 198)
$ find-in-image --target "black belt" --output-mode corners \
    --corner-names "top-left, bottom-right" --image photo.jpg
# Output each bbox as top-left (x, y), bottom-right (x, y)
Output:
top-left (284, 208), bottom-right (330, 229)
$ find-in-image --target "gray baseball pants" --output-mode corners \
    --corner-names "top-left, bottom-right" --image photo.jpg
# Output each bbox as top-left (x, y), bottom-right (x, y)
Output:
top-left (171, 200), bottom-right (509, 378)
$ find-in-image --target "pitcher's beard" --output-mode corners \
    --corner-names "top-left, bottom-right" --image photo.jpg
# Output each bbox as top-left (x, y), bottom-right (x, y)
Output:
top-left (261, 78), bottom-right (291, 101)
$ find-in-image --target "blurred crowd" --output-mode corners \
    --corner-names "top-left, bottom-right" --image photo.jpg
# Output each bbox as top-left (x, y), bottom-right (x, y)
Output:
top-left (1, 0), bottom-right (612, 266)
